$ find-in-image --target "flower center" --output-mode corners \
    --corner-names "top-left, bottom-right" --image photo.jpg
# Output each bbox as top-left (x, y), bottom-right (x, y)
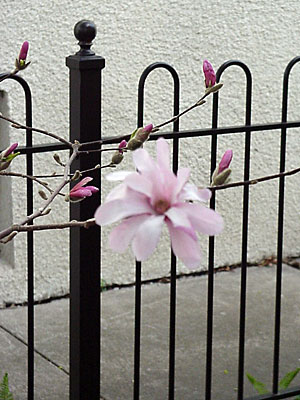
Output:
top-left (154, 199), bottom-right (170, 214)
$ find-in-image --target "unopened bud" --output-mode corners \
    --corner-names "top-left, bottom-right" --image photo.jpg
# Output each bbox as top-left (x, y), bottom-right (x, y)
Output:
top-left (135, 124), bottom-right (153, 142)
top-left (111, 151), bottom-right (124, 165)
top-left (118, 140), bottom-right (127, 151)
top-left (53, 153), bottom-right (64, 166)
top-left (38, 190), bottom-right (48, 200)
top-left (1, 231), bottom-right (18, 244)
top-left (203, 60), bottom-right (216, 88)
top-left (127, 124), bottom-right (153, 150)
top-left (212, 168), bottom-right (232, 186)
top-left (218, 150), bottom-right (233, 174)
top-left (15, 41), bottom-right (30, 71)
top-left (43, 208), bottom-right (51, 216)
top-left (127, 138), bottom-right (144, 151)
top-left (205, 83), bottom-right (223, 95)
top-left (71, 170), bottom-right (81, 181)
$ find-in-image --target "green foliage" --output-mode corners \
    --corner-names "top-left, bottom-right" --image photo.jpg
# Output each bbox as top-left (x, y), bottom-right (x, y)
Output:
top-left (247, 367), bottom-right (300, 398)
top-left (246, 373), bottom-right (269, 395)
top-left (279, 368), bottom-right (300, 389)
top-left (0, 373), bottom-right (14, 400)
top-left (100, 279), bottom-right (107, 292)
top-left (129, 128), bottom-right (138, 140)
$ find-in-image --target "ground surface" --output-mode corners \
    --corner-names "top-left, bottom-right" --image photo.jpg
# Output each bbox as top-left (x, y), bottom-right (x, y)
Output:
top-left (0, 263), bottom-right (300, 399)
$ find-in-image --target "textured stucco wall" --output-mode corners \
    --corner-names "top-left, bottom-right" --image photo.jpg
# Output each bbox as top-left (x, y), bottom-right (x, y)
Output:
top-left (0, 0), bottom-right (300, 305)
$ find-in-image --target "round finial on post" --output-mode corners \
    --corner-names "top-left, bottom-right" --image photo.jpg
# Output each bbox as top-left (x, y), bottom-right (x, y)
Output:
top-left (74, 20), bottom-right (97, 56)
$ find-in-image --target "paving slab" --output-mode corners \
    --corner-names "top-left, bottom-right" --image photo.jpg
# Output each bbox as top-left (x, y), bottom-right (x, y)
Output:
top-left (0, 327), bottom-right (68, 400)
top-left (0, 265), bottom-right (300, 399)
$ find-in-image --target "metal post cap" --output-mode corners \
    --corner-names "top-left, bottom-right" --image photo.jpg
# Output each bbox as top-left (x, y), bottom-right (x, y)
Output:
top-left (74, 20), bottom-right (97, 55)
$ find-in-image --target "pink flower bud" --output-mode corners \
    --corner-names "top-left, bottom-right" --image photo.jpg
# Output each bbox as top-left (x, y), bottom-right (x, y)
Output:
top-left (67, 177), bottom-right (99, 202)
top-left (3, 143), bottom-right (18, 157)
top-left (118, 140), bottom-right (127, 152)
top-left (218, 150), bottom-right (233, 174)
top-left (0, 143), bottom-right (19, 171)
top-left (203, 60), bottom-right (216, 88)
top-left (127, 124), bottom-right (153, 150)
top-left (143, 124), bottom-right (153, 133)
top-left (19, 41), bottom-right (29, 62)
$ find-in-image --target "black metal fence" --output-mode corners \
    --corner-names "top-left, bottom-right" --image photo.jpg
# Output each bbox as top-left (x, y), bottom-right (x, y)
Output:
top-left (1, 19), bottom-right (300, 400)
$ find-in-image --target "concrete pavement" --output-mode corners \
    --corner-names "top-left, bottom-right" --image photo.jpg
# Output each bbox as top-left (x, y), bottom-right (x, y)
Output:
top-left (0, 263), bottom-right (300, 399)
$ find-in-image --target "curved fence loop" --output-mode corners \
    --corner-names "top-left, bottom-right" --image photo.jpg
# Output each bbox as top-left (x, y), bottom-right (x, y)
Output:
top-left (282, 56), bottom-right (300, 122)
top-left (137, 62), bottom-right (180, 131)
top-left (0, 72), bottom-right (34, 400)
top-left (0, 73), bottom-right (32, 141)
top-left (213, 60), bottom-right (252, 128)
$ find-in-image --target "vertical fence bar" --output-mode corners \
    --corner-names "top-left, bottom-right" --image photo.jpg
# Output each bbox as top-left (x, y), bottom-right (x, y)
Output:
top-left (272, 56), bottom-right (300, 394)
top-left (25, 85), bottom-right (34, 400)
top-left (205, 77), bottom-right (219, 400)
top-left (66, 20), bottom-right (105, 400)
top-left (236, 63), bottom-right (252, 400)
top-left (137, 63), bottom-right (179, 399)
top-left (134, 261), bottom-right (142, 400)
top-left (169, 72), bottom-right (179, 400)
top-left (206, 62), bottom-right (252, 400)
top-left (0, 74), bottom-right (34, 399)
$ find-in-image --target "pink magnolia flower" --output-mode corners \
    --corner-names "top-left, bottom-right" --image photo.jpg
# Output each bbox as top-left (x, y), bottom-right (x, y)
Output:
top-left (68, 177), bottom-right (99, 202)
top-left (218, 150), bottom-right (233, 174)
top-left (19, 41), bottom-right (29, 62)
top-left (95, 138), bottom-right (223, 269)
top-left (203, 60), bottom-right (216, 88)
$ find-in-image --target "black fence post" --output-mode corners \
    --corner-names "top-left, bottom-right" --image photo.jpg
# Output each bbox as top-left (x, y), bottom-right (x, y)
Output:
top-left (66, 20), bottom-right (105, 399)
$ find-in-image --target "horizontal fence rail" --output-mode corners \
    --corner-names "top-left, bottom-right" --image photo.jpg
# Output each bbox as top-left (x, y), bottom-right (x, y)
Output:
top-left (0, 20), bottom-right (300, 400)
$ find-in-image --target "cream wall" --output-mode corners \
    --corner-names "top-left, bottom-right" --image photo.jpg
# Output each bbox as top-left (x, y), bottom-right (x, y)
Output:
top-left (0, 0), bottom-right (300, 306)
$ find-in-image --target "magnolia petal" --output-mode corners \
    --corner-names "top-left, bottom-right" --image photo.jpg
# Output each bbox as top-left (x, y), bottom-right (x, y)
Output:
top-left (4, 143), bottom-right (18, 157)
top-left (179, 203), bottom-right (224, 235)
top-left (95, 196), bottom-right (152, 225)
top-left (109, 214), bottom-right (150, 253)
top-left (172, 168), bottom-right (190, 200)
top-left (72, 176), bottom-right (93, 192)
top-left (132, 215), bottom-right (164, 261)
top-left (165, 206), bottom-right (197, 240)
top-left (156, 137), bottom-right (170, 169)
top-left (132, 148), bottom-right (155, 172)
top-left (166, 220), bottom-right (201, 269)
top-left (84, 185), bottom-right (99, 193)
top-left (105, 183), bottom-right (127, 202)
top-left (70, 188), bottom-right (93, 198)
top-left (106, 170), bottom-right (133, 181)
top-left (125, 172), bottom-right (153, 197)
top-left (181, 183), bottom-right (211, 202)
top-left (198, 188), bottom-right (212, 201)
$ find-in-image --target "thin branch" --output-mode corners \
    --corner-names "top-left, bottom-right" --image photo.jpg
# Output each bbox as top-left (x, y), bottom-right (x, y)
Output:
top-left (0, 113), bottom-right (72, 148)
top-left (2, 218), bottom-right (96, 235)
top-left (0, 171), bottom-right (54, 193)
top-left (154, 99), bottom-right (205, 130)
top-left (0, 144), bottom-right (79, 241)
top-left (78, 147), bottom-right (123, 154)
top-left (208, 166), bottom-right (300, 192)
top-left (2, 166), bottom-right (300, 239)
top-left (34, 163), bottom-right (115, 178)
